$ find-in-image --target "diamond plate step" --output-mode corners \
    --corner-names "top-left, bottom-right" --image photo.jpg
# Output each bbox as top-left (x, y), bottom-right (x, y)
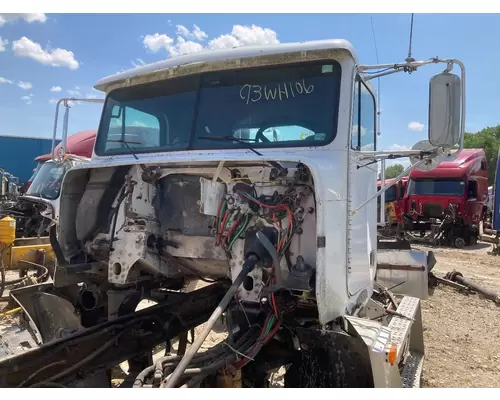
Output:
top-left (387, 296), bottom-right (420, 361)
top-left (402, 352), bottom-right (424, 388)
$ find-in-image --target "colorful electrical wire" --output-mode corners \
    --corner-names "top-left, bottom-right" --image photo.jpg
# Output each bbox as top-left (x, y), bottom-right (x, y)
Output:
top-left (234, 313), bottom-right (281, 370)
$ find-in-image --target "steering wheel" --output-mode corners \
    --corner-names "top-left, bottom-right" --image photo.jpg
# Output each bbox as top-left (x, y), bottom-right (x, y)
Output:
top-left (254, 127), bottom-right (271, 143)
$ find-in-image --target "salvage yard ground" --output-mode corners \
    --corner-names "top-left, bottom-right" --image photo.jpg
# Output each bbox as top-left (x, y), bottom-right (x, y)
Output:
top-left (415, 243), bottom-right (500, 388)
top-left (2, 243), bottom-right (500, 388)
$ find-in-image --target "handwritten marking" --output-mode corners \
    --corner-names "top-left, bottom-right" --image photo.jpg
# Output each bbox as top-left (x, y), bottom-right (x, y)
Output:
top-left (239, 79), bottom-right (314, 104)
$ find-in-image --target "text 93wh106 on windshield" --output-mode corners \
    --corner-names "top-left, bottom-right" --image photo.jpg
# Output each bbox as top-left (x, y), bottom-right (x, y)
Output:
top-left (239, 79), bottom-right (315, 104)
top-left (93, 61), bottom-right (342, 156)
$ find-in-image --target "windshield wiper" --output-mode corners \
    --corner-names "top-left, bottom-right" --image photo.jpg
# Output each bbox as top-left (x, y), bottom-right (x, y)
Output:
top-left (198, 135), bottom-right (262, 156)
top-left (106, 139), bottom-right (140, 161)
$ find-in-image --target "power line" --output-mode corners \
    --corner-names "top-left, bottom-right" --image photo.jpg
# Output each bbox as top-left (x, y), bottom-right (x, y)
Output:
top-left (370, 16), bottom-right (380, 65)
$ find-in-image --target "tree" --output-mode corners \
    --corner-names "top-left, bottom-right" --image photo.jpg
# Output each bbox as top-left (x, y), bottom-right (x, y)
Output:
top-left (463, 125), bottom-right (500, 185)
top-left (384, 163), bottom-right (405, 179)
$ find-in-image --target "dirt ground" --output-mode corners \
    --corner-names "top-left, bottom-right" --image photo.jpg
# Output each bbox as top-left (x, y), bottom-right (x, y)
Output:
top-left (2, 242), bottom-right (500, 388)
top-left (413, 242), bottom-right (500, 388)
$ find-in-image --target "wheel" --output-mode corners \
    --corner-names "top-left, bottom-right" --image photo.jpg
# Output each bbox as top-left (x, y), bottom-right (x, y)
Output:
top-left (454, 237), bottom-right (466, 249)
top-left (284, 334), bottom-right (374, 388)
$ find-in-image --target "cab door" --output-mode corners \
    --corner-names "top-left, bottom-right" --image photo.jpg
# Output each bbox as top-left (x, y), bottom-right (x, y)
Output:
top-left (348, 75), bottom-right (377, 295)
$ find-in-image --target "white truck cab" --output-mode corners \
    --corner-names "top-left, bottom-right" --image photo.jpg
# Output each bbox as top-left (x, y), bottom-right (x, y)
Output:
top-left (3, 39), bottom-right (465, 388)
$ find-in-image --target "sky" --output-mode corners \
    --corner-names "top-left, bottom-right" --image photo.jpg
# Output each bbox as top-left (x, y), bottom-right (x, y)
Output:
top-left (1, 13), bottom-right (500, 157)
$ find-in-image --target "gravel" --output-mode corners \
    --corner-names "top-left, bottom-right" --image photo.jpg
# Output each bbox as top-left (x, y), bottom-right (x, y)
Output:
top-left (415, 242), bottom-right (500, 387)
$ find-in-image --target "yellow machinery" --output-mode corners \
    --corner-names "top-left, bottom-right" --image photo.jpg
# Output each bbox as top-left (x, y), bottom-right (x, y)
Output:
top-left (385, 202), bottom-right (398, 226)
top-left (0, 216), bottom-right (55, 283)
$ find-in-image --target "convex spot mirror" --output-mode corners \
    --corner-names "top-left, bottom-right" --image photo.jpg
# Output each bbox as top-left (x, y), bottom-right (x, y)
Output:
top-left (428, 71), bottom-right (462, 149)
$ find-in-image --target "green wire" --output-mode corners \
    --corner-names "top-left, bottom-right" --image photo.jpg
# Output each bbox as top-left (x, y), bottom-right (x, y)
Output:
top-left (241, 191), bottom-right (259, 202)
top-left (228, 214), bottom-right (249, 250)
top-left (265, 315), bottom-right (275, 335)
top-left (223, 209), bottom-right (233, 231)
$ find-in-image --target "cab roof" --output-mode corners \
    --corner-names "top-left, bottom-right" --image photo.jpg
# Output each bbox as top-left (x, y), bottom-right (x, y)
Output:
top-left (409, 149), bottom-right (487, 179)
top-left (33, 129), bottom-right (97, 162)
top-left (377, 177), bottom-right (409, 187)
top-left (94, 39), bottom-right (359, 93)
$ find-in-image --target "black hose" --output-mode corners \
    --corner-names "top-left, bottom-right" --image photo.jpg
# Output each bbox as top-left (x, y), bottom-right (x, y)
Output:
top-left (134, 326), bottom-right (260, 388)
top-left (110, 190), bottom-right (131, 244)
top-left (29, 381), bottom-right (68, 388)
top-left (0, 261), bottom-right (5, 299)
top-left (43, 330), bottom-right (127, 384)
top-left (17, 314), bottom-right (158, 378)
top-left (16, 361), bottom-right (67, 388)
top-left (133, 366), bottom-right (155, 388)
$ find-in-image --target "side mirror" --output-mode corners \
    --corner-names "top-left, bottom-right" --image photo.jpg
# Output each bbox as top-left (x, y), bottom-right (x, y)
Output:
top-left (111, 106), bottom-right (122, 119)
top-left (428, 71), bottom-right (461, 149)
top-left (468, 180), bottom-right (478, 200)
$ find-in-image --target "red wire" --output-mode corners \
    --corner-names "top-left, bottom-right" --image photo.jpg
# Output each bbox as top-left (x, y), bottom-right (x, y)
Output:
top-left (235, 320), bottom-right (281, 369)
top-left (220, 210), bottom-right (230, 232)
top-left (272, 212), bottom-right (279, 228)
top-left (239, 192), bottom-right (294, 245)
top-left (277, 237), bottom-right (284, 252)
top-left (217, 211), bottom-right (230, 246)
top-left (239, 192), bottom-right (290, 212)
top-left (223, 215), bottom-right (243, 245)
top-left (271, 292), bottom-right (279, 318)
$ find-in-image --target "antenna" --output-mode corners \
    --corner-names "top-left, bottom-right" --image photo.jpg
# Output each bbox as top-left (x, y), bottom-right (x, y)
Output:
top-left (406, 13), bottom-right (415, 63)
top-left (370, 16), bottom-right (382, 137)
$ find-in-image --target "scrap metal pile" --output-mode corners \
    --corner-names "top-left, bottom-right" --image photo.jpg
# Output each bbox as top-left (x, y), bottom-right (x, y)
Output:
top-left (429, 269), bottom-right (500, 304)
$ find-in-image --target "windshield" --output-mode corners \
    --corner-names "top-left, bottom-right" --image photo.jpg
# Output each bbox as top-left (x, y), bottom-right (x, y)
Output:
top-left (94, 61), bottom-right (341, 155)
top-left (377, 185), bottom-right (397, 203)
top-left (26, 161), bottom-right (68, 200)
top-left (408, 179), bottom-right (466, 196)
top-left (28, 162), bottom-right (43, 183)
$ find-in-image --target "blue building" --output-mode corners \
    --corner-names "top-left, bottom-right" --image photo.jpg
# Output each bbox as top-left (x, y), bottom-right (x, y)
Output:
top-left (0, 134), bottom-right (61, 183)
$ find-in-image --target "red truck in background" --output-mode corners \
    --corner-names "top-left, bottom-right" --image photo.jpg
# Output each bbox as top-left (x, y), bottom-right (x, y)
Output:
top-left (21, 130), bottom-right (97, 193)
top-left (402, 148), bottom-right (488, 248)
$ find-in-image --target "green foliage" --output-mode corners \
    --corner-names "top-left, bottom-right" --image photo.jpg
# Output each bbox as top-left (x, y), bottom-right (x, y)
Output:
top-left (384, 163), bottom-right (405, 179)
top-left (463, 125), bottom-right (500, 185)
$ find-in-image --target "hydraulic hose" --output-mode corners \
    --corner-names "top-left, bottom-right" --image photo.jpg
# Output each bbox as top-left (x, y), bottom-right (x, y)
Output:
top-left (133, 324), bottom-right (260, 388)
top-left (162, 255), bottom-right (258, 388)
